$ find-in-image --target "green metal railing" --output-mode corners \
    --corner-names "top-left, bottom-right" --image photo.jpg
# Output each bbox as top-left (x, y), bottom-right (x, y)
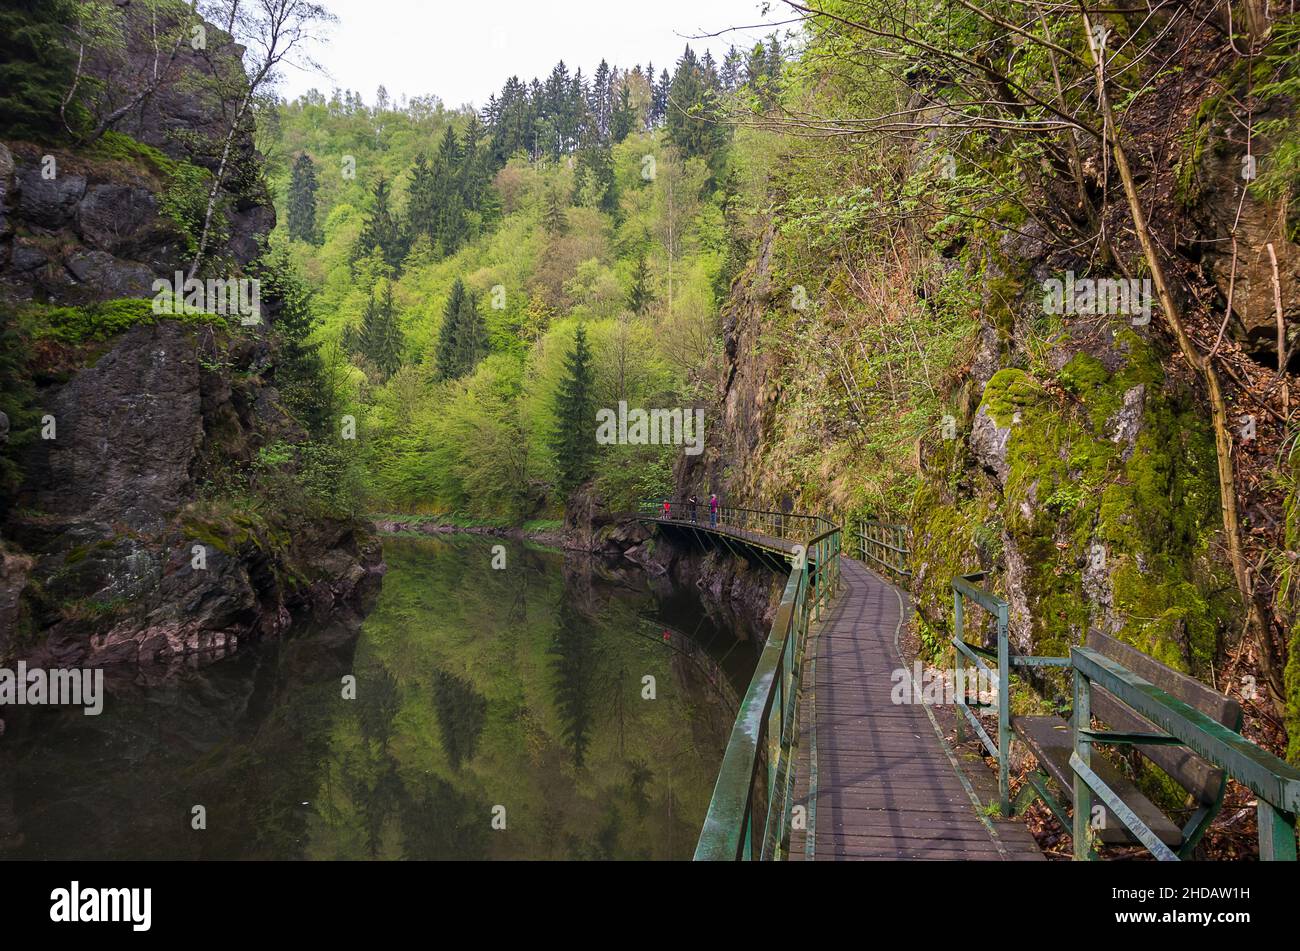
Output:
top-left (637, 500), bottom-right (842, 859)
top-left (642, 500), bottom-right (833, 547)
top-left (950, 571), bottom-right (1299, 861)
top-left (1069, 647), bottom-right (1299, 861)
top-left (857, 519), bottom-right (911, 579)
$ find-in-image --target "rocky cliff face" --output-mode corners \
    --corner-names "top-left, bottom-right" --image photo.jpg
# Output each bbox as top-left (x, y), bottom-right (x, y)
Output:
top-left (684, 48), bottom-right (1297, 705)
top-left (0, 6), bottom-right (382, 669)
top-left (0, 3), bottom-right (273, 304)
top-left (562, 483), bottom-right (783, 639)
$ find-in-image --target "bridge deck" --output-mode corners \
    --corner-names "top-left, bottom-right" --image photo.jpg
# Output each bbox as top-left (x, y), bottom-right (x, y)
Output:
top-left (789, 558), bottom-right (1043, 860)
top-left (647, 516), bottom-right (798, 557)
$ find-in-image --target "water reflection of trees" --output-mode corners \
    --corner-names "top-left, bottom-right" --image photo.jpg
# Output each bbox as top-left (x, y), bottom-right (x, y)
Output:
top-left (550, 593), bottom-right (599, 768)
top-left (431, 668), bottom-right (487, 769)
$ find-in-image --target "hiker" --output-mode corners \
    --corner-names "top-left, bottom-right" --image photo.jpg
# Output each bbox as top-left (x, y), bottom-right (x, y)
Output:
top-left (709, 493), bottom-right (719, 527)
top-left (688, 495), bottom-right (699, 522)
top-left (662, 498), bottom-right (671, 518)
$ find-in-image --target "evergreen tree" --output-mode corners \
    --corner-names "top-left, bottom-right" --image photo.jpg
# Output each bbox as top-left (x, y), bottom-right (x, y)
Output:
top-left (406, 151), bottom-right (437, 248)
top-left (666, 46), bottom-right (728, 163)
top-left (357, 178), bottom-right (406, 271)
top-left (287, 153), bottom-right (319, 243)
top-left (434, 279), bottom-right (487, 382)
top-left (590, 59), bottom-right (612, 140)
top-left (454, 290), bottom-right (488, 377)
top-left (0, 0), bottom-right (79, 138)
top-left (358, 284), bottom-right (403, 379)
top-left (432, 126), bottom-right (465, 254)
top-left (745, 42), bottom-right (769, 88)
top-left (652, 69), bottom-right (671, 125)
top-left (766, 35), bottom-right (784, 82)
top-left (256, 248), bottom-right (329, 433)
top-left (573, 143), bottom-right (618, 217)
top-left (628, 251), bottom-right (653, 315)
top-left (542, 188), bottom-right (569, 236)
top-left (435, 279), bottom-right (469, 381)
top-left (610, 84), bottom-right (634, 144)
top-left (550, 325), bottom-right (596, 497)
top-left (721, 47), bottom-right (743, 91)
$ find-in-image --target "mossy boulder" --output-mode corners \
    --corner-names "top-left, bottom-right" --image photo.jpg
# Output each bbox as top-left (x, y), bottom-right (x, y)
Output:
top-left (912, 326), bottom-right (1236, 690)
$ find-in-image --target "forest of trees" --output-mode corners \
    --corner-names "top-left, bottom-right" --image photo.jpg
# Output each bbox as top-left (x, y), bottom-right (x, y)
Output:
top-left (4, 0), bottom-right (1300, 847)
top-left (263, 36), bottom-right (785, 520)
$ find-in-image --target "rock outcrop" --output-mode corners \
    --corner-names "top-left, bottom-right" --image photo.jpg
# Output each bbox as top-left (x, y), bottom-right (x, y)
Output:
top-left (0, 7), bottom-right (382, 670)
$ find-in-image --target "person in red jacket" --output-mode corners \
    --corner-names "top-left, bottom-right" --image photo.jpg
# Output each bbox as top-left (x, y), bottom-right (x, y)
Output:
top-left (709, 493), bottom-right (719, 527)
top-left (662, 498), bottom-right (671, 518)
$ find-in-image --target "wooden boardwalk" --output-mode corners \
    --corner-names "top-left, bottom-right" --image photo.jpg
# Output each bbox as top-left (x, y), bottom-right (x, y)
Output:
top-left (788, 558), bottom-right (1043, 860)
top-left (646, 514), bottom-right (1042, 860)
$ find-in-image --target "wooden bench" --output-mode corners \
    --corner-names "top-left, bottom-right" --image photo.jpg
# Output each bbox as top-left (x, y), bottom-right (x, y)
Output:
top-left (1013, 631), bottom-right (1241, 857)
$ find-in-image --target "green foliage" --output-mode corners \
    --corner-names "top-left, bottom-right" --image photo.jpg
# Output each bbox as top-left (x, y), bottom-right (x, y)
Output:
top-left (32, 298), bottom-right (225, 344)
top-left (255, 247), bottom-right (334, 435)
top-left (287, 153), bottom-right (319, 243)
top-left (0, 0), bottom-right (79, 138)
top-left (549, 324), bottom-right (596, 498)
top-left (353, 283), bottom-right (404, 380)
top-left (266, 57), bottom-right (737, 522)
top-left (665, 46), bottom-right (730, 178)
top-left (0, 306), bottom-right (39, 503)
top-left (355, 177), bottom-right (406, 272)
top-left (1250, 13), bottom-right (1300, 240)
top-left (160, 160), bottom-right (222, 261)
top-left (434, 279), bottom-right (487, 382)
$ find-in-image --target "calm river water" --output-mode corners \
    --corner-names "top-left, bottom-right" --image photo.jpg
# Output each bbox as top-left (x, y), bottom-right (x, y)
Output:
top-left (0, 534), bottom-right (762, 859)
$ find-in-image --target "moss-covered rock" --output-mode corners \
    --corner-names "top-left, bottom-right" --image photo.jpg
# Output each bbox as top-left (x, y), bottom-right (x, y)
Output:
top-left (912, 321), bottom-right (1236, 693)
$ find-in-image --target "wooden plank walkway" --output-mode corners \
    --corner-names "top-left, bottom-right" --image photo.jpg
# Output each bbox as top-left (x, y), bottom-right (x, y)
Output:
top-left (789, 558), bottom-right (1043, 861)
top-left (645, 514), bottom-right (1042, 861)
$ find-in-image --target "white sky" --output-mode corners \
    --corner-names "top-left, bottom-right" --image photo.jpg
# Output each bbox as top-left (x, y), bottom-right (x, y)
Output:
top-left (273, 0), bottom-right (793, 110)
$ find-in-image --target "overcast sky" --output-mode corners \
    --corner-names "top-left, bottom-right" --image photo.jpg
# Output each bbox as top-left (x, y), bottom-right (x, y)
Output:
top-left (273, 0), bottom-right (793, 109)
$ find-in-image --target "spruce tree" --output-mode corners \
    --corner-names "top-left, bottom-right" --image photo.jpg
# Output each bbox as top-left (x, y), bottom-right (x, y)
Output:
top-left (454, 290), bottom-right (488, 377)
top-left (611, 84), bottom-right (634, 144)
top-left (542, 188), bottom-right (569, 236)
top-left (375, 284), bottom-right (404, 378)
top-left (0, 0), bottom-right (79, 138)
top-left (574, 144), bottom-right (618, 217)
top-left (256, 248), bottom-right (329, 433)
top-left (721, 47), bottom-right (743, 91)
top-left (435, 279), bottom-right (469, 381)
top-left (653, 69), bottom-right (671, 125)
top-left (406, 151), bottom-right (437, 248)
top-left (550, 324), bottom-right (596, 498)
top-left (357, 178), bottom-right (406, 270)
top-left (357, 285), bottom-right (403, 379)
top-left (287, 153), bottom-right (319, 243)
top-left (432, 125), bottom-right (465, 253)
top-left (628, 252), bottom-right (653, 315)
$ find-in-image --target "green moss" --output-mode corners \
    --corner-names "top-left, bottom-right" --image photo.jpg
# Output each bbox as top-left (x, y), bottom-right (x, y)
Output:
top-left (30, 297), bottom-right (230, 345)
top-left (1059, 352), bottom-right (1110, 392)
top-left (181, 503), bottom-right (291, 558)
top-left (980, 368), bottom-right (1047, 427)
top-left (926, 332), bottom-right (1233, 684)
top-left (89, 131), bottom-right (181, 181)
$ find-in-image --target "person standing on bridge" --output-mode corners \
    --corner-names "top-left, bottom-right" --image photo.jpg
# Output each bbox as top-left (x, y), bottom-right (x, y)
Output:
top-left (662, 498), bottom-right (671, 518)
top-left (688, 495), bottom-right (699, 522)
top-left (709, 493), bottom-right (719, 528)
